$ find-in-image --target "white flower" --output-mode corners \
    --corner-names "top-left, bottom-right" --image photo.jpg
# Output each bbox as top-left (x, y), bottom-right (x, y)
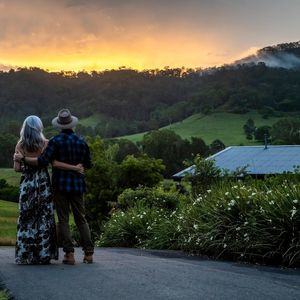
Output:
top-left (291, 207), bottom-right (297, 219)
top-left (236, 196), bottom-right (240, 199)
top-left (233, 185), bottom-right (238, 189)
top-left (228, 199), bottom-right (236, 206)
top-left (225, 192), bottom-right (229, 196)
top-left (244, 221), bottom-right (249, 225)
top-left (207, 189), bottom-right (212, 193)
top-left (193, 224), bottom-right (199, 230)
top-left (293, 199), bottom-right (298, 204)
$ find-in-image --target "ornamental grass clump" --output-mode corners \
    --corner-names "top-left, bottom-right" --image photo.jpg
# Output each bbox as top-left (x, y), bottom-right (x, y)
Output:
top-left (96, 204), bottom-right (168, 247)
top-left (174, 180), bottom-right (300, 266)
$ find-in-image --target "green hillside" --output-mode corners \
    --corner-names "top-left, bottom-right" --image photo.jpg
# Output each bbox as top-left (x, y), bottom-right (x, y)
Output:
top-left (122, 111), bottom-right (286, 145)
top-left (79, 114), bottom-right (103, 128)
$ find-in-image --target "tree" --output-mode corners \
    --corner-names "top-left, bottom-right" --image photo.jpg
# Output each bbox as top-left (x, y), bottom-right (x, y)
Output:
top-left (190, 137), bottom-right (209, 157)
top-left (254, 126), bottom-right (271, 142)
top-left (209, 139), bottom-right (225, 154)
top-left (141, 129), bottom-right (190, 177)
top-left (111, 139), bottom-right (140, 163)
top-left (243, 118), bottom-right (256, 140)
top-left (119, 154), bottom-right (165, 189)
top-left (271, 119), bottom-right (300, 144)
top-left (0, 134), bottom-right (18, 167)
top-left (84, 137), bottom-right (121, 231)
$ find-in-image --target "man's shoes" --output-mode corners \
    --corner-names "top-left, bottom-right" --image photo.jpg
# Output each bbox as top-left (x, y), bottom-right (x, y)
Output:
top-left (83, 254), bottom-right (93, 264)
top-left (63, 252), bottom-right (75, 265)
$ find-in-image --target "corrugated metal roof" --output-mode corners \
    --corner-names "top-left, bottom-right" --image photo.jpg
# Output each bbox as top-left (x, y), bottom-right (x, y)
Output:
top-left (173, 145), bottom-right (300, 178)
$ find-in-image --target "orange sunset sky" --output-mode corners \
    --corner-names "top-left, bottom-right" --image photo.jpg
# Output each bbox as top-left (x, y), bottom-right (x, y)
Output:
top-left (0, 0), bottom-right (299, 72)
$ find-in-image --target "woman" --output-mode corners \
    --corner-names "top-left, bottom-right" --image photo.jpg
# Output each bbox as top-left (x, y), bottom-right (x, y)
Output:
top-left (13, 115), bottom-right (83, 265)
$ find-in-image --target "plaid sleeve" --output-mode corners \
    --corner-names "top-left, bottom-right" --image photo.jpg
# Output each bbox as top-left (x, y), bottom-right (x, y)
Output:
top-left (38, 138), bottom-right (56, 167)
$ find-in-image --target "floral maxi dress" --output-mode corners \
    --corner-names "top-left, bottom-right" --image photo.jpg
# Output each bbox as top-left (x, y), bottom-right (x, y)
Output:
top-left (15, 165), bottom-right (58, 264)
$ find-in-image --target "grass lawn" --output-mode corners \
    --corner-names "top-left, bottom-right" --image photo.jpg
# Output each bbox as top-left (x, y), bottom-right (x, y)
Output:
top-left (0, 169), bottom-right (20, 187)
top-left (121, 111), bottom-right (286, 145)
top-left (0, 200), bottom-right (75, 246)
top-left (0, 200), bottom-right (18, 246)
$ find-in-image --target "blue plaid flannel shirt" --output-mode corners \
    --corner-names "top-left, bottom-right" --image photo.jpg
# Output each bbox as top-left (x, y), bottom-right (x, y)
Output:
top-left (38, 129), bottom-right (92, 193)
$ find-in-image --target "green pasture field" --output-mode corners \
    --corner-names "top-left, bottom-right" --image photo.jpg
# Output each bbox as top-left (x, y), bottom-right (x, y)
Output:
top-left (121, 111), bottom-right (285, 145)
top-left (0, 200), bottom-right (75, 246)
top-left (79, 114), bottom-right (103, 128)
top-left (0, 169), bottom-right (20, 187)
top-left (0, 200), bottom-right (18, 246)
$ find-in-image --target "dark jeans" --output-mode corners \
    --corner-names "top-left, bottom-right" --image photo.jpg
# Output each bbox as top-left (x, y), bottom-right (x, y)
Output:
top-left (54, 191), bottom-right (94, 255)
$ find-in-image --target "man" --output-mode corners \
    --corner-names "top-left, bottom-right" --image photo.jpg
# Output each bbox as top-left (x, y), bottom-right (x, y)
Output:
top-left (15, 109), bottom-right (94, 264)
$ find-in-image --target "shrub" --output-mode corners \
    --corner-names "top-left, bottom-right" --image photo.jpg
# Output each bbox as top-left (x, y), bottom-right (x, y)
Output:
top-left (97, 205), bottom-right (168, 247)
top-left (0, 179), bottom-right (19, 202)
top-left (98, 177), bottom-right (300, 267)
top-left (117, 186), bottom-right (183, 210)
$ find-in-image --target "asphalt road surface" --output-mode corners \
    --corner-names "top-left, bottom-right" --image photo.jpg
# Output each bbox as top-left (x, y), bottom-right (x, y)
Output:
top-left (0, 247), bottom-right (300, 300)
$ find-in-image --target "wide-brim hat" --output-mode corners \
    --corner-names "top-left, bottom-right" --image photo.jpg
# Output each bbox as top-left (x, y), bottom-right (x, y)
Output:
top-left (52, 109), bottom-right (78, 129)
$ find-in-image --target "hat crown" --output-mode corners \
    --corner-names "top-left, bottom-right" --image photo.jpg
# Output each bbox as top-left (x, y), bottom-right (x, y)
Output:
top-left (52, 108), bottom-right (78, 129)
top-left (57, 109), bottom-right (72, 125)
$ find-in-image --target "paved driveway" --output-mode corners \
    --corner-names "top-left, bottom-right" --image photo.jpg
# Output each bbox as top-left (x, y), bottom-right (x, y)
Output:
top-left (0, 247), bottom-right (300, 300)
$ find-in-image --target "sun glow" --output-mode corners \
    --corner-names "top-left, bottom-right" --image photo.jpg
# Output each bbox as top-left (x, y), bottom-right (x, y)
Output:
top-left (0, 36), bottom-right (220, 72)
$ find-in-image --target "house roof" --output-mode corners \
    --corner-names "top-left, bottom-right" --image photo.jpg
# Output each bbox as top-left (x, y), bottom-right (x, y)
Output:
top-left (173, 145), bottom-right (300, 178)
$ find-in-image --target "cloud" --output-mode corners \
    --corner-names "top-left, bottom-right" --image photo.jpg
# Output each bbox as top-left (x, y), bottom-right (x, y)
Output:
top-left (0, 0), bottom-right (300, 70)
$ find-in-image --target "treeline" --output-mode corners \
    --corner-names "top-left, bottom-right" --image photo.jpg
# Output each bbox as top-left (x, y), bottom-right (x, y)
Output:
top-left (1, 61), bottom-right (300, 138)
top-left (243, 118), bottom-right (300, 144)
top-left (0, 125), bottom-right (223, 178)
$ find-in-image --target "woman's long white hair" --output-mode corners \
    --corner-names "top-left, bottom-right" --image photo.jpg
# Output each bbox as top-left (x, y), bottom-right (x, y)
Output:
top-left (19, 116), bottom-right (46, 152)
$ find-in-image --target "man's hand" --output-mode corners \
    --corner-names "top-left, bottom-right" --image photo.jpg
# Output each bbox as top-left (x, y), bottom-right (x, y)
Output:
top-left (14, 151), bottom-right (23, 162)
top-left (75, 164), bottom-right (85, 175)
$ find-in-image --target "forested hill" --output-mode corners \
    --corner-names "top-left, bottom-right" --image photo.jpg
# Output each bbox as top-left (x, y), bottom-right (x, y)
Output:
top-left (1, 41), bottom-right (300, 137)
top-left (235, 41), bottom-right (300, 68)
